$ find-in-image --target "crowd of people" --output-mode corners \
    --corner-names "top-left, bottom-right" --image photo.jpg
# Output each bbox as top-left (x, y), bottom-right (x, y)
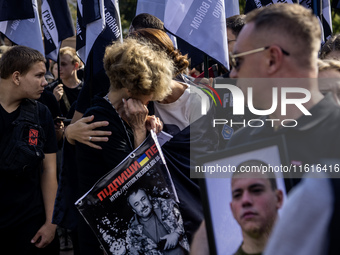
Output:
top-left (1, 3), bottom-right (340, 255)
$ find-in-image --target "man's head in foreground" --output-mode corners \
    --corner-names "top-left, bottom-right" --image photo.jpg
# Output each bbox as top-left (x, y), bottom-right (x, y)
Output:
top-left (229, 4), bottom-right (321, 79)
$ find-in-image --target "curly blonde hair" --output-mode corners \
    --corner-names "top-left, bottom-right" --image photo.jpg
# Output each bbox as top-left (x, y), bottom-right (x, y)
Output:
top-left (318, 59), bottom-right (340, 73)
top-left (320, 34), bottom-right (340, 60)
top-left (129, 28), bottom-right (189, 76)
top-left (104, 38), bottom-right (173, 101)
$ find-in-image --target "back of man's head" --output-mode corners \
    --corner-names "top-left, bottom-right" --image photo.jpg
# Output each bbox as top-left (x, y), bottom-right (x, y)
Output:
top-left (245, 4), bottom-right (321, 68)
top-left (226, 14), bottom-right (246, 37)
top-left (0, 45), bottom-right (45, 79)
top-left (130, 13), bottom-right (164, 32)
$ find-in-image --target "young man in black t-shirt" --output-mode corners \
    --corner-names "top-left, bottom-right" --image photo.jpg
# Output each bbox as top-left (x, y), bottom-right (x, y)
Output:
top-left (0, 46), bottom-right (59, 254)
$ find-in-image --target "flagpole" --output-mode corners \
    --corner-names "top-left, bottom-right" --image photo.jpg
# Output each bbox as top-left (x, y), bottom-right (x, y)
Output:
top-left (89, 50), bottom-right (94, 107)
top-left (312, 0), bottom-right (319, 16)
top-left (204, 54), bottom-right (209, 78)
top-left (57, 51), bottom-right (61, 84)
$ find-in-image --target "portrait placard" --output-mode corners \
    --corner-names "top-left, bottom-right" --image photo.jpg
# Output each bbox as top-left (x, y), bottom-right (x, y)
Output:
top-left (75, 131), bottom-right (189, 255)
top-left (198, 135), bottom-right (291, 255)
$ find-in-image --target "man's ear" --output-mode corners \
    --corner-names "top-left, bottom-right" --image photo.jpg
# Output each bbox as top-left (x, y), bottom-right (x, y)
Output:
top-left (267, 46), bottom-right (284, 75)
top-left (12, 71), bottom-right (20, 86)
top-left (74, 62), bottom-right (79, 70)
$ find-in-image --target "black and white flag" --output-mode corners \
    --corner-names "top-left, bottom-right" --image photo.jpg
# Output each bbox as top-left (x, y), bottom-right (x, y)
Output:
top-left (76, 0), bottom-right (106, 64)
top-left (136, 0), bottom-right (166, 20)
top-left (300, 0), bottom-right (332, 42)
top-left (0, 0), bottom-right (44, 55)
top-left (244, 0), bottom-right (332, 43)
top-left (225, 0), bottom-right (240, 18)
top-left (76, 0), bottom-right (122, 110)
top-left (0, 0), bottom-right (34, 21)
top-left (164, 0), bottom-right (229, 68)
top-left (41, 0), bottom-right (75, 61)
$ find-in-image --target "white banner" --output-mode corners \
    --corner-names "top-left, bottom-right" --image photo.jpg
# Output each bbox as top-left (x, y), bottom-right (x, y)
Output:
top-left (0, 0), bottom-right (44, 55)
top-left (225, 0), bottom-right (240, 18)
top-left (164, 0), bottom-right (229, 68)
top-left (41, 0), bottom-right (59, 61)
top-left (76, 0), bottom-right (106, 64)
top-left (136, 0), bottom-right (166, 20)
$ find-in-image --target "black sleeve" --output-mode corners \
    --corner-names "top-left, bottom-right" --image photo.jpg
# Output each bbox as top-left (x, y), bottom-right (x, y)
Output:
top-left (38, 89), bottom-right (61, 119)
top-left (75, 105), bottom-right (134, 194)
top-left (75, 70), bottom-right (110, 114)
top-left (38, 102), bottom-right (58, 154)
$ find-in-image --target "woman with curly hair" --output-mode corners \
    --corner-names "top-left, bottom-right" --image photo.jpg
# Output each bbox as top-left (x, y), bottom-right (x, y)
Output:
top-left (129, 28), bottom-right (219, 244)
top-left (74, 38), bottom-right (174, 255)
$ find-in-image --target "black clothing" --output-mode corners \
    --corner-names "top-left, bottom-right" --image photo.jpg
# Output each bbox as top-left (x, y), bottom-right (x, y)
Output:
top-left (234, 244), bottom-right (262, 255)
top-left (75, 96), bottom-right (135, 255)
top-left (38, 89), bottom-right (61, 119)
top-left (329, 175), bottom-right (340, 255)
top-left (0, 101), bottom-right (58, 254)
top-left (75, 70), bottom-right (110, 114)
top-left (75, 96), bottom-right (134, 196)
top-left (213, 79), bottom-right (258, 149)
top-left (47, 81), bottom-right (83, 117)
top-left (0, 214), bottom-right (59, 255)
top-left (0, 101), bottom-right (57, 228)
top-left (227, 94), bottom-right (340, 186)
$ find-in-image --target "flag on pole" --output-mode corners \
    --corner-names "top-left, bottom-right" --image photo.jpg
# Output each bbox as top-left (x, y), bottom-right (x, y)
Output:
top-left (225, 0), bottom-right (240, 18)
top-left (86, 0), bottom-right (122, 77)
top-left (164, 0), bottom-right (229, 68)
top-left (136, 0), bottom-right (166, 20)
top-left (320, 0), bottom-right (333, 42)
top-left (41, 0), bottom-right (75, 61)
top-left (300, 0), bottom-right (332, 42)
top-left (332, 0), bottom-right (340, 9)
top-left (75, 0), bottom-right (123, 113)
top-left (244, 0), bottom-right (332, 43)
top-left (76, 0), bottom-right (106, 64)
top-left (0, 0), bottom-right (44, 55)
top-left (135, 0), bottom-right (205, 69)
top-left (297, 0), bottom-right (332, 42)
top-left (0, 0), bottom-right (34, 21)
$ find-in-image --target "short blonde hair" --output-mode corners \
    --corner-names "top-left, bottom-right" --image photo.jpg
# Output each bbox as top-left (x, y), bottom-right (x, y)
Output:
top-left (104, 38), bottom-right (173, 101)
top-left (246, 4), bottom-right (321, 68)
top-left (59, 46), bottom-right (80, 65)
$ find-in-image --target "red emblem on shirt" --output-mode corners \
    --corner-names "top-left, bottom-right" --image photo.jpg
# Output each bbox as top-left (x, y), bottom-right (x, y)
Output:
top-left (29, 129), bottom-right (38, 145)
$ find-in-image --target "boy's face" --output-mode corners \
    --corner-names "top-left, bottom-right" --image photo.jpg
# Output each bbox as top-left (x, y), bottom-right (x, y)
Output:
top-left (19, 61), bottom-right (47, 99)
top-left (59, 54), bottom-right (77, 80)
